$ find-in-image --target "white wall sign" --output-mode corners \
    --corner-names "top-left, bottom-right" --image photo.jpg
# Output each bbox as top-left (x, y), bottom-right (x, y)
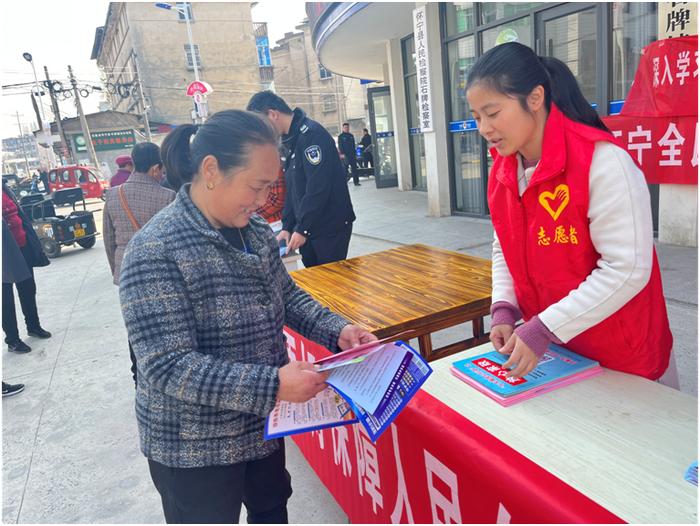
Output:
top-left (413, 6), bottom-right (433, 133)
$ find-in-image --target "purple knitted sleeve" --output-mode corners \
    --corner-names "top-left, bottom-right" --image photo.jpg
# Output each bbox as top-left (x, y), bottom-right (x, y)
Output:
top-left (513, 316), bottom-right (562, 358)
top-left (490, 301), bottom-right (522, 327)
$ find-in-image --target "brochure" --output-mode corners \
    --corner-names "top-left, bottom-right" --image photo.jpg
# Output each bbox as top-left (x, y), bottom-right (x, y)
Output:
top-left (450, 344), bottom-right (602, 407)
top-left (265, 340), bottom-right (431, 442)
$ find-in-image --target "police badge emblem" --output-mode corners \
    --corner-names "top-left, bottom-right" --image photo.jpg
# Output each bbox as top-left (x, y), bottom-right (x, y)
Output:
top-left (304, 145), bottom-right (322, 165)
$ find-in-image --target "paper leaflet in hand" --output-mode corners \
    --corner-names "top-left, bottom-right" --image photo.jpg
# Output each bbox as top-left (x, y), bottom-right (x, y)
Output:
top-left (265, 340), bottom-right (431, 442)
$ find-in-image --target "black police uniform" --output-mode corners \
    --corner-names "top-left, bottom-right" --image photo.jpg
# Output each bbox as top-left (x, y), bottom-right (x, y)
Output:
top-left (282, 108), bottom-right (356, 268)
top-left (338, 131), bottom-right (359, 185)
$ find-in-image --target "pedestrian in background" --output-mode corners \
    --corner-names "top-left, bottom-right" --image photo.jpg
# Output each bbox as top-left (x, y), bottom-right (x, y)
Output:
top-left (110, 154), bottom-right (133, 187)
top-left (466, 42), bottom-right (672, 380)
top-left (103, 142), bottom-right (175, 386)
top-left (247, 91), bottom-right (356, 268)
top-left (119, 109), bottom-right (375, 523)
top-left (338, 122), bottom-right (360, 186)
top-left (359, 128), bottom-right (373, 168)
top-left (2, 184), bottom-right (51, 354)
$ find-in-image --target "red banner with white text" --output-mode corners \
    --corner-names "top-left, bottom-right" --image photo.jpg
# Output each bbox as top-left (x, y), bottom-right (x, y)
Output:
top-left (603, 36), bottom-right (698, 185)
top-left (283, 327), bottom-right (624, 524)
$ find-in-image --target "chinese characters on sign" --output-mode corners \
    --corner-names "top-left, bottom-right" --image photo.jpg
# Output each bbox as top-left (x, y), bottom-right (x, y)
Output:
top-left (602, 35), bottom-right (698, 185)
top-left (413, 6), bottom-right (433, 132)
top-left (660, 2), bottom-right (697, 37)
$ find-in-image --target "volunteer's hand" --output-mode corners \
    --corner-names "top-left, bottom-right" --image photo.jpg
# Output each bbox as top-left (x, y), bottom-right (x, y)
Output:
top-left (276, 230), bottom-right (291, 244)
top-left (498, 333), bottom-right (539, 379)
top-left (339, 153), bottom-right (345, 160)
top-left (338, 324), bottom-right (378, 351)
top-left (287, 232), bottom-right (307, 252)
top-left (278, 361), bottom-right (330, 403)
top-left (490, 324), bottom-right (514, 351)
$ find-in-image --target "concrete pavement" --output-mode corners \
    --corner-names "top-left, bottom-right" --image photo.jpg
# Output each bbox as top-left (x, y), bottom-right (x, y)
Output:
top-left (2, 180), bottom-right (697, 523)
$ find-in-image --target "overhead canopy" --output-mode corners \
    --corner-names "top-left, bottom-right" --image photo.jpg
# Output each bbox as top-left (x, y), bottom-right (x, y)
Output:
top-left (308, 3), bottom-right (415, 81)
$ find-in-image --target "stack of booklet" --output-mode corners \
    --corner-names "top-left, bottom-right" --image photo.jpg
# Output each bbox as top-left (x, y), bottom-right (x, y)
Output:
top-left (451, 344), bottom-right (602, 407)
top-left (265, 337), bottom-right (432, 442)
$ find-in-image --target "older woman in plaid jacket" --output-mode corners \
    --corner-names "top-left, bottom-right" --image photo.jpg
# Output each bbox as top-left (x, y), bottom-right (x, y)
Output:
top-left (120, 110), bottom-right (375, 524)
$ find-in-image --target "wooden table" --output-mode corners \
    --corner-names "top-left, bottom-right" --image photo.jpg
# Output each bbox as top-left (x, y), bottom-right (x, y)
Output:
top-left (290, 243), bottom-right (492, 361)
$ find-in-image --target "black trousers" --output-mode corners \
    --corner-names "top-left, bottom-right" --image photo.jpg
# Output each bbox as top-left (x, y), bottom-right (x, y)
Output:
top-left (345, 155), bottom-right (359, 185)
top-left (128, 341), bottom-right (138, 387)
top-left (148, 442), bottom-right (292, 524)
top-left (2, 270), bottom-right (40, 343)
top-left (299, 223), bottom-right (352, 268)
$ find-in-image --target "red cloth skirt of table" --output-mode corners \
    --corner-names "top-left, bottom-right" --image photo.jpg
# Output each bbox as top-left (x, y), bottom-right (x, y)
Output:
top-left (284, 327), bottom-right (624, 524)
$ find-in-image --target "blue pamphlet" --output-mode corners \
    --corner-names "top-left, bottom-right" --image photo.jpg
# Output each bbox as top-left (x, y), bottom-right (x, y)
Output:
top-left (265, 341), bottom-right (431, 442)
top-left (684, 461), bottom-right (698, 486)
top-left (451, 344), bottom-right (601, 400)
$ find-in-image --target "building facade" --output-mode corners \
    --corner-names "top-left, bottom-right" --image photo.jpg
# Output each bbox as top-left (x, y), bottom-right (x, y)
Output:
top-left (271, 20), bottom-right (368, 137)
top-left (308, 2), bottom-right (698, 246)
top-left (92, 2), bottom-right (263, 126)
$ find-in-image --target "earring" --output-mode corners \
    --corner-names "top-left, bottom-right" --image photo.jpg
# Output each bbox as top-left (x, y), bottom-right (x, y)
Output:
top-left (206, 182), bottom-right (215, 190)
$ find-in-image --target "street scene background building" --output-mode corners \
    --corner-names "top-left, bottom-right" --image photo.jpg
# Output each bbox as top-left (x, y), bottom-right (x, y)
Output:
top-left (306, 1), bottom-right (698, 247)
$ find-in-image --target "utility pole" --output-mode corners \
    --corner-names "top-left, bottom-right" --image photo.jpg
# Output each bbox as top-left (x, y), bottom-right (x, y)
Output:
top-left (68, 65), bottom-right (100, 170)
top-left (133, 55), bottom-right (152, 141)
top-left (45, 66), bottom-right (73, 164)
top-left (15, 111), bottom-right (32, 176)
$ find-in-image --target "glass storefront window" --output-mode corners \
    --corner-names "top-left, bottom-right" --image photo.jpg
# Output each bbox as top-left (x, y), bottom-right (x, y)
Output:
top-left (480, 3), bottom-right (541, 25)
top-left (447, 36), bottom-right (476, 122)
top-left (403, 37), bottom-right (416, 76)
top-left (481, 16), bottom-right (533, 52)
top-left (447, 35), bottom-right (484, 214)
top-left (445, 2), bottom-right (475, 36)
top-left (543, 7), bottom-right (598, 103)
top-left (611, 2), bottom-right (657, 100)
top-left (453, 133), bottom-right (484, 215)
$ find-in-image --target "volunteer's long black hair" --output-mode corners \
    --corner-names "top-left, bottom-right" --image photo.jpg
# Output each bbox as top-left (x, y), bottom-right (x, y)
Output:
top-left (466, 42), bottom-right (609, 132)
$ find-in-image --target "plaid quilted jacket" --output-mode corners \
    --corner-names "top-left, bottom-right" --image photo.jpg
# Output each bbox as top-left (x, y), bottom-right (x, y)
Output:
top-left (119, 185), bottom-right (349, 468)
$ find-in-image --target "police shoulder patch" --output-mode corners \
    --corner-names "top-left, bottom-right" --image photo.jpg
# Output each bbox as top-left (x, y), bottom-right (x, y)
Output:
top-left (304, 145), bottom-right (322, 165)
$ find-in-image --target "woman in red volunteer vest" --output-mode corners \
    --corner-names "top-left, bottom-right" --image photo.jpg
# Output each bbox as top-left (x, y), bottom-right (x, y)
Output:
top-left (465, 42), bottom-right (672, 381)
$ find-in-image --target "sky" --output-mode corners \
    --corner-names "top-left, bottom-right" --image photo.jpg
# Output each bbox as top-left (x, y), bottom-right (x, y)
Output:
top-left (0, 0), bottom-right (307, 140)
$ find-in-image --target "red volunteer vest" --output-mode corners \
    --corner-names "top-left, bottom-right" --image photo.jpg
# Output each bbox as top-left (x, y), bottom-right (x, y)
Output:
top-left (488, 104), bottom-right (672, 380)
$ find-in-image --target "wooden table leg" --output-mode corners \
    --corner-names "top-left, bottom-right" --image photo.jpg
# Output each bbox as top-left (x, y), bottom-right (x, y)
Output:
top-left (418, 333), bottom-right (433, 360)
top-left (472, 317), bottom-right (484, 338)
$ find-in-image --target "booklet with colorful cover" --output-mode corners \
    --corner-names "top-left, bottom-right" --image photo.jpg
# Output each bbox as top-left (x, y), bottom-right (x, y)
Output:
top-left (450, 344), bottom-right (603, 407)
top-left (265, 340), bottom-right (432, 442)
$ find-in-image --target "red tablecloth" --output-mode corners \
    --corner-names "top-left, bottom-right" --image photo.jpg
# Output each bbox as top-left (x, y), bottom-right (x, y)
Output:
top-left (284, 327), bottom-right (624, 524)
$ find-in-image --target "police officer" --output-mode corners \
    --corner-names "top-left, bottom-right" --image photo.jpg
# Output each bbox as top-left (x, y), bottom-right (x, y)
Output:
top-left (247, 91), bottom-right (356, 268)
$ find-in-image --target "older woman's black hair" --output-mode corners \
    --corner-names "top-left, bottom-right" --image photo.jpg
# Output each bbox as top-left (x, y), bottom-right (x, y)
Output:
top-left (466, 42), bottom-right (609, 132)
top-left (160, 110), bottom-right (278, 191)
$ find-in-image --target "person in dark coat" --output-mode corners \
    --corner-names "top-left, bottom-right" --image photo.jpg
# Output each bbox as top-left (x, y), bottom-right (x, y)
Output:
top-left (338, 123), bottom-right (360, 186)
top-left (247, 91), bottom-right (356, 268)
top-left (359, 128), bottom-right (373, 168)
top-left (2, 183), bottom-right (51, 354)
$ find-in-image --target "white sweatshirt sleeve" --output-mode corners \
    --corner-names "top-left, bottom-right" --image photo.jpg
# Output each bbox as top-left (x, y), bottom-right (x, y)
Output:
top-left (538, 142), bottom-right (654, 342)
top-left (491, 232), bottom-right (520, 309)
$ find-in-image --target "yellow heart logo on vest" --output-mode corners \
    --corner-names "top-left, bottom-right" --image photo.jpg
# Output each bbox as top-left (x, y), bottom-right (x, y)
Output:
top-left (538, 184), bottom-right (570, 221)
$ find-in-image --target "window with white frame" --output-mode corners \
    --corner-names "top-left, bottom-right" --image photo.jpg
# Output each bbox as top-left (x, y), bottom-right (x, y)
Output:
top-left (176, 2), bottom-right (194, 21)
top-left (319, 64), bottom-right (332, 79)
top-left (184, 44), bottom-right (202, 69)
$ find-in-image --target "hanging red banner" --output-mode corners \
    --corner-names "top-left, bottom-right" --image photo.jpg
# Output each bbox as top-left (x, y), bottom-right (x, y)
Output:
top-left (603, 36), bottom-right (698, 185)
top-left (603, 115), bottom-right (697, 184)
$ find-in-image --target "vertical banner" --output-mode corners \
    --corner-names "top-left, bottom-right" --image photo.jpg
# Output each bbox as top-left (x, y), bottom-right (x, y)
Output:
top-left (413, 6), bottom-right (433, 132)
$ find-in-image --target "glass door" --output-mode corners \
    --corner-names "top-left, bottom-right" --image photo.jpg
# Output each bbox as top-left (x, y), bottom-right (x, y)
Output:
top-left (367, 86), bottom-right (398, 188)
top-left (536, 3), bottom-right (604, 110)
